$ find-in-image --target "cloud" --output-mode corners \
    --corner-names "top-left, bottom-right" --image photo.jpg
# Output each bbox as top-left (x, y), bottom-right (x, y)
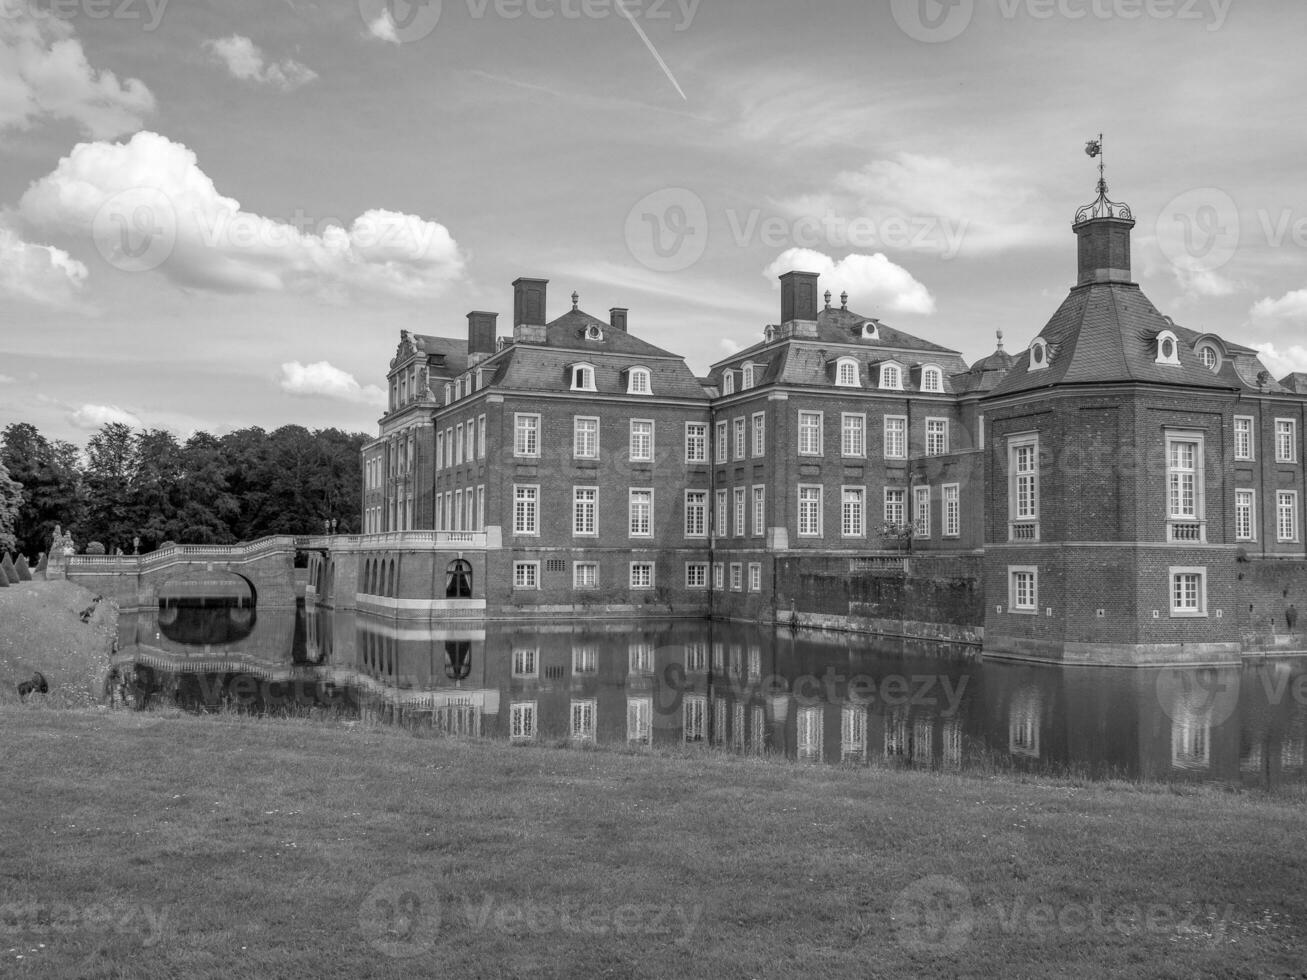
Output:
top-left (719, 338), bottom-right (741, 355)
top-left (0, 374), bottom-right (14, 384)
top-left (1251, 289), bottom-right (1307, 323)
top-left (280, 361), bottom-right (386, 406)
top-left (0, 12), bottom-right (155, 137)
top-left (763, 248), bottom-right (936, 315)
top-left (19, 131), bottom-right (468, 298)
top-left (70, 404), bottom-right (143, 430)
top-left (366, 11), bottom-right (402, 43)
top-left (203, 35), bottom-right (318, 90)
top-left (1253, 343), bottom-right (1307, 380)
top-left (0, 223), bottom-right (88, 308)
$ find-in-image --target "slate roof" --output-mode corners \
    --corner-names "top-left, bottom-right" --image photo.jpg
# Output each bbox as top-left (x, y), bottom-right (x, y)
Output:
top-left (1281, 373), bottom-right (1307, 394)
top-left (987, 282), bottom-right (1260, 398)
top-left (413, 335), bottom-right (470, 378)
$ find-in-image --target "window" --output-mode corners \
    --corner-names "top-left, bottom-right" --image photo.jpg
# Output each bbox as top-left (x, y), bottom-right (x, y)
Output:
top-left (453, 490), bottom-right (463, 531)
top-left (841, 414), bottom-right (865, 457)
top-left (842, 487), bottom-right (865, 537)
top-left (572, 364), bottom-right (596, 391)
top-left (836, 358), bottom-right (860, 387)
top-left (513, 485), bottom-right (539, 535)
top-left (510, 702), bottom-right (537, 741)
top-left (512, 646), bottom-right (539, 677)
top-left (926, 419), bottom-right (949, 457)
top-left (574, 562), bottom-right (598, 589)
top-left (444, 381), bottom-right (452, 404)
top-left (1235, 417), bottom-right (1254, 461)
top-left (1166, 432), bottom-right (1205, 542)
top-left (685, 490), bottom-right (707, 538)
top-left (879, 363), bottom-right (903, 390)
top-left (686, 423), bottom-right (707, 463)
top-left (627, 697), bottom-right (652, 744)
top-left (798, 411), bottom-right (823, 456)
top-left (733, 418), bottom-right (746, 460)
top-left (455, 423), bottom-right (464, 465)
top-left (571, 700), bottom-right (597, 742)
top-left (943, 484), bottom-right (960, 538)
top-left (752, 486), bottom-right (766, 537)
top-left (686, 563), bottom-right (708, 589)
top-left (722, 371), bottom-right (735, 395)
top-left (630, 562), bottom-right (654, 589)
top-left (444, 428), bottom-right (452, 467)
top-left (733, 487), bottom-right (746, 537)
top-left (884, 488), bottom-right (906, 525)
top-left (1276, 419), bottom-right (1296, 463)
top-left (921, 366), bottom-right (943, 393)
top-left (729, 563), bottom-right (743, 591)
top-left (629, 643), bottom-right (654, 674)
top-left (573, 487), bottom-right (598, 536)
top-left (748, 563), bottom-right (762, 593)
top-left (513, 562), bottom-right (539, 590)
top-left (1235, 489), bottom-right (1255, 542)
top-left (1029, 339), bottom-right (1049, 371)
top-left (798, 485), bottom-right (823, 537)
top-left (884, 416), bottom-right (907, 459)
top-left (1278, 491), bottom-right (1299, 542)
top-left (715, 421), bottom-right (728, 464)
top-left (742, 363), bottom-right (755, 389)
top-left (473, 415), bottom-right (484, 459)
top-left (715, 489), bottom-right (728, 537)
top-left (1009, 567), bottom-right (1037, 613)
top-left (574, 417), bottom-right (599, 459)
top-left (914, 485), bottom-right (931, 537)
top-left (1197, 344), bottom-right (1220, 372)
top-left (629, 489), bottom-right (653, 537)
top-left (1008, 434), bottom-right (1039, 541)
top-left (627, 367), bottom-right (652, 395)
top-left (514, 414), bottom-right (540, 457)
top-left (751, 413), bottom-right (766, 457)
top-left (435, 431), bottom-right (444, 471)
top-left (476, 485), bottom-right (485, 531)
top-left (1156, 330), bottom-right (1181, 366)
top-left (713, 563), bottom-right (724, 590)
top-left (1170, 568), bottom-right (1207, 617)
top-left (684, 695), bottom-right (707, 743)
top-left (630, 420), bottom-right (654, 462)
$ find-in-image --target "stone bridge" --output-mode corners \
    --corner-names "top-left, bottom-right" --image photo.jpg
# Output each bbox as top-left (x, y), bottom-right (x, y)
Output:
top-left (65, 536), bottom-right (328, 610)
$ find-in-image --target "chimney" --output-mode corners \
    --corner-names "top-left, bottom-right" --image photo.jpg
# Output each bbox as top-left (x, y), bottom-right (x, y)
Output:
top-left (609, 308), bottom-right (628, 333)
top-left (512, 278), bottom-right (548, 343)
top-left (467, 311), bottom-right (498, 365)
top-left (1073, 214), bottom-right (1135, 286)
top-left (779, 270), bottom-right (820, 338)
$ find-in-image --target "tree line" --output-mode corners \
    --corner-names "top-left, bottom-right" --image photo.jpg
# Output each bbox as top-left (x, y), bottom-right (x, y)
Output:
top-left (0, 422), bottom-right (368, 560)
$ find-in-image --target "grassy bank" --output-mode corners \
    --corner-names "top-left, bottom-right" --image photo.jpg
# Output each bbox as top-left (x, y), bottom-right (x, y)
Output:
top-left (0, 579), bottom-right (117, 707)
top-left (2, 705), bottom-right (1305, 979)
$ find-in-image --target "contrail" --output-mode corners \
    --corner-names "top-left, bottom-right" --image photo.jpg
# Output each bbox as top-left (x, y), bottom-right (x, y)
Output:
top-left (615, 0), bottom-right (687, 101)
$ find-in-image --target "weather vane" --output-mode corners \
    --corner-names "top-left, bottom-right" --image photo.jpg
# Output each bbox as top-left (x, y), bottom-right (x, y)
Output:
top-left (1075, 133), bottom-right (1132, 224)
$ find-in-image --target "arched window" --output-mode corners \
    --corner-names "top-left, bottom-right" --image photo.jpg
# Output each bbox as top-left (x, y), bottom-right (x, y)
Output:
top-left (1197, 343), bottom-right (1220, 372)
top-left (586, 324), bottom-right (604, 341)
top-left (764, 325), bottom-right (776, 344)
top-left (742, 363), bottom-right (755, 390)
top-left (879, 363), bottom-right (903, 390)
top-left (571, 364), bottom-right (596, 392)
top-left (444, 382), bottom-right (453, 404)
top-left (722, 370), bottom-right (735, 395)
top-left (1029, 339), bottom-right (1050, 371)
top-left (627, 367), bottom-right (652, 395)
top-left (836, 358), bottom-right (860, 388)
top-left (921, 366), bottom-right (943, 393)
top-left (1156, 330), bottom-right (1181, 366)
top-left (446, 559), bottom-right (473, 599)
top-left (860, 321), bottom-right (879, 340)
top-left (444, 640), bottom-right (472, 681)
top-left (387, 558), bottom-right (397, 598)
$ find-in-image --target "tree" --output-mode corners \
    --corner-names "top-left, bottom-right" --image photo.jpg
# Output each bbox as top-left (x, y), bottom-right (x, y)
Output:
top-left (130, 429), bottom-right (184, 550)
top-left (84, 422), bottom-right (137, 552)
top-left (177, 432), bottom-right (238, 543)
top-left (0, 461), bottom-right (21, 555)
top-left (1, 423), bottom-right (86, 558)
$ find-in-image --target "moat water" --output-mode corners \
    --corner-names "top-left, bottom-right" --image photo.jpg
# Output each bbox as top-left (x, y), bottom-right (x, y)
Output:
top-left (111, 602), bottom-right (1307, 790)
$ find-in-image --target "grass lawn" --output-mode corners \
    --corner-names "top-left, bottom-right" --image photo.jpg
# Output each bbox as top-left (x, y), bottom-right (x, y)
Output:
top-left (2, 705), bottom-right (1305, 979)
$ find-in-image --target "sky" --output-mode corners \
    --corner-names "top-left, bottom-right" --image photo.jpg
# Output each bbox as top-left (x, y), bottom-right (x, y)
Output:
top-left (2, 0), bottom-right (1306, 446)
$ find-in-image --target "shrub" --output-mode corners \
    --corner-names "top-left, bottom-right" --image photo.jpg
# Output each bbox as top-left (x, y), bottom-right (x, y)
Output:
top-left (86, 541), bottom-right (106, 556)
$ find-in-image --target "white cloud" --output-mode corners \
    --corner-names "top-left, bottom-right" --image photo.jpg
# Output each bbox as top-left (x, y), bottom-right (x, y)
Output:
top-left (0, 374), bottom-right (14, 384)
top-left (1253, 343), bottom-right (1307, 380)
top-left (18, 131), bottom-right (468, 298)
top-left (719, 338), bottom-right (741, 355)
top-left (0, 12), bottom-right (155, 138)
top-left (0, 223), bottom-right (88, 307)
top-left (366, 12), bottom-right (401, 43)
top-left (280, 361), bottom-right (386, 406)
top-left (763, 248), bottom-right (936, 315)
top-left (70, 404), bottom-right (143, 430)
top-left (1251, 289), bottom-right (1307, 323)
top-left (203, 35), bottom-right (318, 91)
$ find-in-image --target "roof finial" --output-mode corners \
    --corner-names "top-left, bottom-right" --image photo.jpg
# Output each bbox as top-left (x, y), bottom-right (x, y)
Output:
top-left (571, 291), bottom-right (579, 310)
top-left (840, 291), bottom-right (848, 311)
top-left (824, 290), bottom-right (832, 310)
top-left (1076, 134), bottom-right (1132, 223)
top-left (996, 329), bottom-right (1005, 351)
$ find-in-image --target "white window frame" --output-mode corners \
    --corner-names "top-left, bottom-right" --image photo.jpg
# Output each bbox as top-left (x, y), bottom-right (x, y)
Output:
top-left (627, 367), bottom-right (652, 395)
top-left (914, 485), bottom-right (931, 538)
top-left (841, 413), bottom-right (866, 458)
top-left (921, 366), bottom-right (944, 393)
top-left (571, 363), bottom-right (597, 392)
top-left (685, 490), bottom-right (708, 538)
top-left (1166, 430), bottom-right (1205, 543)
top-left (841, 486), bottom-right (865, 538)
top-left (1156, 330), bottom-right (1181, 366)
top-left (1008, 433), bottom-right (1039, 542)
top-left (514, 413), bottom-right (540, 458)
top-left (571, 699), bottom-right (597, 741)
top-left (729, 563), bottom-right (743, 592)
top-left (722, 370), bottom-right (735, 395)
top-left (513, 485), bottom-right (539, 536)
top-left (733, 417), bottom-right (747, 460)
top-left (884, 416), bottom-right (907, 460)
top-left (715, 421), bottom-right (728, 464)
top-left (752, 485), bottom-right (766, 537)
top-left (835, 357), bottom-right (860, 388)
top-left (1276, 419), bottom-right (1297, 463)
top-left (748, 563), bottom-right (762, 593)
top-left (630, 420), bottom-right (654, 462)
top-left (1009, 566), bottom-right (1038, 614)
top-left (797, 485), bottom-right (823, 538)
top-left (573, 562), bottom-right (599, 589)
top-left (925, 418), bottom-right (949, 457)
top-left (455, 423), bottom-right (464, 465)
top-left (713, 562), bottom-right (724, 590)
top-left (630, 562), bottom-right (655, 590)
top-left (715, 489), bottom-right (728, 537)
top-left (732, 487), bottom-right (746, 537)
top-left (685, 562), bottom-right (708, 589)
top-left (798, 411), bottom-right (823, 456)
top-left (685, 422), bottom-right (707, 464)
top-left (510, 701), bottom-right (537, 741)
top-left (513, 562), bottom-right (540, 590)
top-left (741, 362), bottom-right (755, 390)
top-left (751, 412), bottom-right (766, 458)
top-left (629, 488), bottom-right (654, 537)
top-left (573, 486), bottom-right (598, 537)
top-left (1278, 490), bottom-right (1299, 542)
top-left (1235, 489), bottom-right (1255, 542)
top-left (879, 363), bottom-right (903, 390)
top-left (943, 483), bottom-right (961, 538)
top-left (1234, 416), bottom-right (1254, 461)
top-left (1169, 566), bottom-right (1207, 618)
top-left (884, 487), bottom-right (906, 526)
top-left (574, 416), bottom-right (599, 459)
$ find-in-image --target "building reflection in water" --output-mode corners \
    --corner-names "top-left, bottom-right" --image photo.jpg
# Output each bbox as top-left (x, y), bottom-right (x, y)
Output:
top-left (110, 604), bottom-right (1307, 790)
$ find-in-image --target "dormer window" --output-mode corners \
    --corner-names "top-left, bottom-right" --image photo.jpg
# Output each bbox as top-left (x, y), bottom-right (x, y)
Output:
top-left (571, 363), bottom-right (597, 392)
top-left (835, 358), bottom-right (860, 388)
top-left (859, 321), bottom-right (879, 340)
top-left (878, 363), bottom-right (903, 391)
top-left (920, 365), bottom-right (943, 393)
top-left (1156, 330), bottom-right (1181, 366)
top-left (742, 363), bottom-right (755, 390)
top-left (444, 381), bottom-right (453, 403)
top-left (627, 366), bottom-right (652, 395)
top-left (586, 324), bottom-right (604, 342)
top-left (1029, 339), bottom-right (1050, 372)
top-left (764, 325), bottom-right (776, 344)
top-left (1196, 342), bottom-right (1221, 372)
top-left (475, 368), bottom-right (484, 390)
top-left (722, 370), bottom-right (735, 395)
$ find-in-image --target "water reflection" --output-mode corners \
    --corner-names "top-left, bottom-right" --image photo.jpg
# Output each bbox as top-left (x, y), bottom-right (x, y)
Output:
top-left (110, 604), bottom-right (1307, 790)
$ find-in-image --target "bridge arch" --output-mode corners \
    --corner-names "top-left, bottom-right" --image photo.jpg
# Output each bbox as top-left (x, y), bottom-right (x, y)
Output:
top-left (156, 568), bottom-right (259, 609)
